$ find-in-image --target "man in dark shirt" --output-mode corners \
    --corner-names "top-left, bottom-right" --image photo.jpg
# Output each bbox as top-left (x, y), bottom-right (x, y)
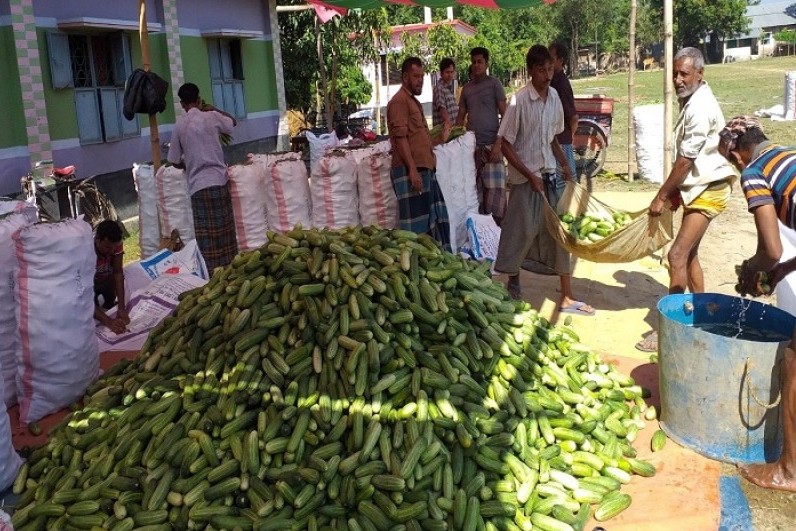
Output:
top-left (387, 57), bottom-right (452, 251)
top-left (549, 41), bottom-right (578, 182)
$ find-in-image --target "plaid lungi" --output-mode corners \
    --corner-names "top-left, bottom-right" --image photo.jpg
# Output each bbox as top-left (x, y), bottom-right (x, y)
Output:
top-left (474, 145), bottom-right (507, 225)
top-left (390, 166), bottom-right (452, 252)
top-left (191, 184), bottom-right (238, 272)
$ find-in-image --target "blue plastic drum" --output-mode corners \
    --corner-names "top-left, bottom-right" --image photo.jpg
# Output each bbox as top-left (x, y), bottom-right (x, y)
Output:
top-left (657, 293), bottom-right (795, 464)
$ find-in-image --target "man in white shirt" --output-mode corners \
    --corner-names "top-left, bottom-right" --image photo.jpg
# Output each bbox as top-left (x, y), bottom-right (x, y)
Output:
top-left (637, 47), bottom-right (736, 352)
top-left (494, 45), bottom-right (594, 316)
top-left (168, 83), bottom-right (238, 271)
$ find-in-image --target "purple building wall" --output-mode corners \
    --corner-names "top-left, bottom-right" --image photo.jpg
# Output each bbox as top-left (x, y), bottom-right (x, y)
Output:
top-left (31, 0), bottom-right (163, 24)
top-left (176, 0), bottom-right (270, 33)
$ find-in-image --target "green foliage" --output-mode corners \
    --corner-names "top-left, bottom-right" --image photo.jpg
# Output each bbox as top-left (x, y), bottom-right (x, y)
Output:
top-left (775, 30), bottom-right (796, 44)
top-left (389, 24), bottom-right (470, 84)
top-left (336, 64), bottom-right (372, 106)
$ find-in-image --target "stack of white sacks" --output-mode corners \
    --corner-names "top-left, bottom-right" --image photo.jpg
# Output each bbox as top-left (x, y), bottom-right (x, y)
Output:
top-left (0, 201), bottom-right (102, 491)
top-left (219, 132), bottom-right (480, 253)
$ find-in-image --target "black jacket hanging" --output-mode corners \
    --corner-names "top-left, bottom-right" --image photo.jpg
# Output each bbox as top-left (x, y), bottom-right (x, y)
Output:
top-left (123, 69), bottom-right (169, 120)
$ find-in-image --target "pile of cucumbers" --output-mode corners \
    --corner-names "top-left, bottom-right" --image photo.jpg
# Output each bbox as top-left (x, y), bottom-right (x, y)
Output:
top-left (11, 226), bottom-right (655, 531)
top-left (559, 212), bottom-right (632, 243)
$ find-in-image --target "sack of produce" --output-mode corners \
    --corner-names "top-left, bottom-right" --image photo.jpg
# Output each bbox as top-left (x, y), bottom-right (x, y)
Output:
top-left (13, 218), bottom-right (99, 424)
top-left (156, 164), bottom-right (195, 243)
top-left (434, 131), bottom-right (479, 252)
top-left (0, 210), bottom-right (36, 407)
top-left (228, 163), bottom-right (269, 250)
top-left (633, 104), bottom-right (665, 183)
top-left (132, 163), bottom-right (160, 259)
top-left (0, 376), bottom-right (21, 492)
top-left (356, 147), bottom-right (399, 229)
top-left (10, 226), bottom-right (656, 530)
top-left (261, 152), bottom-right (313, 233)
top-left (310, 149), bottom-right (359, 229)
top-left (543, 181), bottom-right (674, 263)
top-left (0, 198), bottom-right (35, 217)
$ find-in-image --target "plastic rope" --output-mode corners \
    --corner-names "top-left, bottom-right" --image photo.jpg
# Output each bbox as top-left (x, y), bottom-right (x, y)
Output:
top-left (744, 357), bottom-right (782, 410)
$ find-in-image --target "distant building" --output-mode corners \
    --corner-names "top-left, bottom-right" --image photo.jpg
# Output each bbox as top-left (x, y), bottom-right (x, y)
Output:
top-left (724, 1), bottom-right (796, 61)
top-left (361, 19), bottom-right (475, 122)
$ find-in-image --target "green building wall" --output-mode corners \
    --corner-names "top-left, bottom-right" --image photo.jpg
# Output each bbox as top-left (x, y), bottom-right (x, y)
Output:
top-left (0, 24), bottom-right (26, 149)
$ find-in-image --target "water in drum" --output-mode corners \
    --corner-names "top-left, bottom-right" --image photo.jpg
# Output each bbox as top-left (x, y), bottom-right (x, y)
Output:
top-left (693, 322), bottom-right (790, 342)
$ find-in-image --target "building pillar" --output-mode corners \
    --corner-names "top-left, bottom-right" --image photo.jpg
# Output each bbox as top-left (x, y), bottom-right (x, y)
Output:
top-left (10, 0), bottom-right (52, 167)
top-left (161, 0), bottom-right (185, 116)
top-left (268, 0), bottom-right (289, 151)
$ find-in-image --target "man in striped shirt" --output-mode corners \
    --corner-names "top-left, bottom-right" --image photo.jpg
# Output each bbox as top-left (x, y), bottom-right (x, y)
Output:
top-left (494, 45), bottom-right (593, 315)
top-left (719, 115), bottom-right (796, 492)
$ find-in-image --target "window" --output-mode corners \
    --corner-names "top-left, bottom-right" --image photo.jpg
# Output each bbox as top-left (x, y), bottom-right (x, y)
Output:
top-left (208, 39), bottom-right (246, 119)
top-left (379, 55), bottom-right (403, 86)
top-left (47, 31), bottom-right (139, 144)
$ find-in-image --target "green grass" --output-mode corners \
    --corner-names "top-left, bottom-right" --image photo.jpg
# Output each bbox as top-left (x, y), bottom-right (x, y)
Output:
top-left (570, 56), bottom-right (796, 176)
top-left (123, 226), bottom-right (141, 264)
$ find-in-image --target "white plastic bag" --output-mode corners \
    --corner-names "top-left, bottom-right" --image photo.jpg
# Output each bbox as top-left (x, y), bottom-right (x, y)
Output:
top-left (0, 375), bottom-right (21, 493)
top-left (311, 150), bottom-right (359, 229)
top-left (466, 213), bottom-right (502, 262)
top-left (434, 132), bottom-right (479, 252)
top-left (306, 131), bottom-right (339, 172)
top-left (0, 211), bottom-right (36, 407)
top-left (262, 153), bottom-right (313, 233)
top-left (132, 163), bottom-right (160, 259)
top-left (634, 104), bottom-right (665, 183)
top-left (13, 218), bottom-right (99, 424)
top-left (156, 165), bottom-right (195, 242)
top-left (228, 163), bottom-right (269, 250)
top-left (776, 221), bottom-right (796, 316)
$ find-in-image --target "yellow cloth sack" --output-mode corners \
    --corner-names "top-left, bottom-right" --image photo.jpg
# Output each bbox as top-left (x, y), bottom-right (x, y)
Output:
top-left (542, 181), bottom-right (674, 263)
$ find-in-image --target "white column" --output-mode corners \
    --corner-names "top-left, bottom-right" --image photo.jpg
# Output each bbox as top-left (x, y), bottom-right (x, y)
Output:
top-left (268, 0), bottom-right (290, 151)
top-left (424, 7), bottom-right (432, 24)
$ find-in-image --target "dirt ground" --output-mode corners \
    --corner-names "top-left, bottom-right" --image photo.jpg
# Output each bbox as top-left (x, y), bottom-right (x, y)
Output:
top-left (502, 174), bottom-right (796, 530)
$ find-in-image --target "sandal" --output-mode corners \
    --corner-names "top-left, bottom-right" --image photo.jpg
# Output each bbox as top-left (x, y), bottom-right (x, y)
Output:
top-left (635, 332), bottom-right (658, 353)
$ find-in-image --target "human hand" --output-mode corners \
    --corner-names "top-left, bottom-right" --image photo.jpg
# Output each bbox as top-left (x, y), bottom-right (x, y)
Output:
top-left (769, 263), bottom-right (787, 292)
top-left (106, 318), bottom-right (127, 335)
top-left (648, 196), bottom-right (666, 217)
top-left (563, 168), bottom-right (573, 182)
top-left (116, 307), bottom-right (130, 325)
top-left (408, 169), bottom-right (423, 193)
top-left (489, 144), bottom-right (502, 163)
top-left (527, 172), bottom-right (544, 194)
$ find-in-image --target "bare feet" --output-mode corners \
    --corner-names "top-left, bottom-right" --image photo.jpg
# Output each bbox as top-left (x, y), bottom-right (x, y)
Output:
top-left (739, 461), bottom-right (796, 492)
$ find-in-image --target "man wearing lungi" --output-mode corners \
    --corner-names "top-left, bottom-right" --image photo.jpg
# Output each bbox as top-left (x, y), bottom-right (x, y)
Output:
top-left (457, 47), bottom-right (507, 225)
top-left (387, 57), bottom-right (452, 252)
top-left (494, 45), bottom-right (594, 316)
top-left (168, 83), bottom-right (238, 271)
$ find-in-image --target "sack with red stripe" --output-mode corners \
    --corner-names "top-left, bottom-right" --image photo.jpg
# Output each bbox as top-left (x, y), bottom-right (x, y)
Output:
top-left (133, 163), bottom-right (160, 258)
top-left (261, 152), bottom-right (312, 233)
top-left (310, 149), bottom-right (359, 229)
top-left (227, 163), bottom-right (269, 251)
top-left (353, 142), bottom-right (398, 229)
top-left (13, 218), bottom-right (99, 424)
top-left (0, 375), bottom-right (21, 492)
top-left (0, 209), bottom-right (37, 407)
top-left (156, 165), bottom-right (195, 243)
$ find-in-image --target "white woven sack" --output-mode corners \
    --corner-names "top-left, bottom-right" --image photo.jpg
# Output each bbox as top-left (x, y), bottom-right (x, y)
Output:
top-left (634, 104), bottom-right (665, 183)
top-left (14, 218), bottom-right (99, 424)
top-left (133, 163), bottom-right (160, 259)
top-left (0, 211), bottom-right (36, 407)
top-left (434, 131), bottom-right (479, 252)
top-left (0, 376), bottom-right (21, 492)
top-left (357, 149), bottom-right (399, 229)
top-left (311, 150), bottom-right (359, 229)
top-left (306, 131), bottom-right (339, 172)
top-left (785, 71), bottom-right (796, 121)
top-left (262, 153), bottom-right (312, 233)
top-left (0, 198), bottom-right (34, 217)
top-left (228, 163), bottom-right (269, 250)
top-left (156, 165), bottom-right (195, 242)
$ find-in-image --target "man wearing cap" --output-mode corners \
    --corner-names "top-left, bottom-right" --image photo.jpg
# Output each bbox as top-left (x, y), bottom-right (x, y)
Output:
top-left (637, 47), bottom-right (736, 352)
top-left (719, 115), bottom-right (796, 492)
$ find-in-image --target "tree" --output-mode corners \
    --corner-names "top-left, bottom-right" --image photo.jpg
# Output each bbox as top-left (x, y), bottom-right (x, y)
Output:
top-left (650, 0), bottom-right (750, 62)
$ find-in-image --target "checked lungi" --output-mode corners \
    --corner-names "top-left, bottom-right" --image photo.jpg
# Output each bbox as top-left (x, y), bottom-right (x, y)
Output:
top-left (474, 145), bottom-right (507, 225)
top-left (191, 184), bottom-right (238, 272)
top-left (390, 166), bottom-right (452, 252)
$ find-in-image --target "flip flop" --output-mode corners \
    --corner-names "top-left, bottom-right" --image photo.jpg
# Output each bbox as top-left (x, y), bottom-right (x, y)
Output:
top-left (635, 332), bottom-right (658, 353)
top-left (559, 301), bottom-right (595, 316)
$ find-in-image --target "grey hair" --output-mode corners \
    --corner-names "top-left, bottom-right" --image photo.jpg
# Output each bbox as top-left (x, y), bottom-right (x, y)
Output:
top-left (674, 47), bottom-right (704, 70)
